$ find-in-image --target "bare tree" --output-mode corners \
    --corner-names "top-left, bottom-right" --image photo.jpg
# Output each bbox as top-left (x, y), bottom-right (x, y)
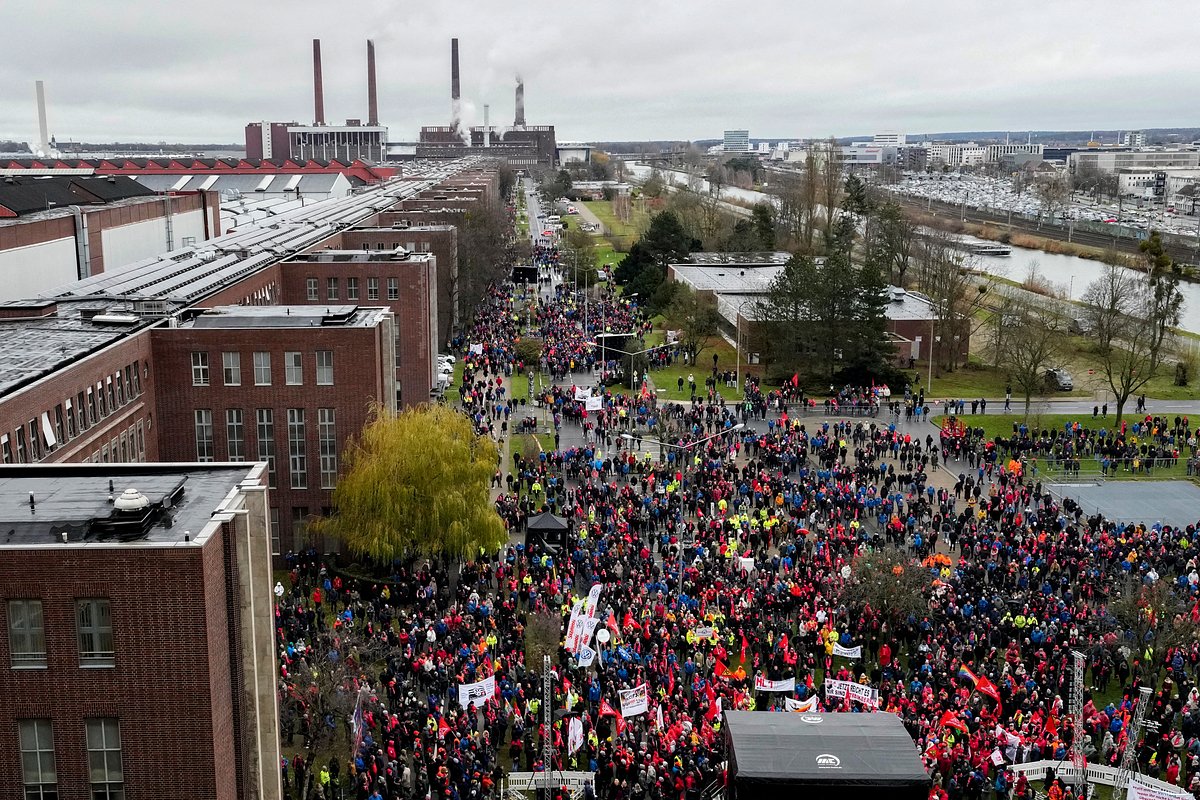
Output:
top-left (912, 229), bottom-right (989, 371)
top-left (1081, 257), bottom-right (1137, 355)
top-left (1034, 173), bottom-right (1071, 223)
top-left (993, 296), bottom-right (1066, 417)
top-left (817, 137), bottom-right (843, 246)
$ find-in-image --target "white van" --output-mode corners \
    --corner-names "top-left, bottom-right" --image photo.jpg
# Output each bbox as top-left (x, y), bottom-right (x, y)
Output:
top-left (546, 215), bottom-right (561, 225)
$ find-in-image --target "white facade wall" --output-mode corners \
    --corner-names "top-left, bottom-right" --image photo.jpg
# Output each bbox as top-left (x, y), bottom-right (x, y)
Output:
top-left (0, 237), bottom-right (77, 301)
top-left (100, 209), bottom-right (205, 274)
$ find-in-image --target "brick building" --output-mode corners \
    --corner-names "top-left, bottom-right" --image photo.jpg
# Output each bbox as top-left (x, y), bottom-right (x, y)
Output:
top-left (0, 462), bottom-right (279, 800)
top-left (151, 304), bottom-right (396, 552)
top-left (0, 158), bottom-right (489, 546)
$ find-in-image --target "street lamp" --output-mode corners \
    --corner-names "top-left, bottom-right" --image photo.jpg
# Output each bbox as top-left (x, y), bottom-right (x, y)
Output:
top-left (586, 337), bottom-right (674, 393)
top-left (620, 423), bottom-right (745, 598)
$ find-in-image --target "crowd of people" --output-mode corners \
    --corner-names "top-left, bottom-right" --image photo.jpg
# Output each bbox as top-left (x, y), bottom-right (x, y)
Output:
top-left (274, 253), bottom-right (1200, 800)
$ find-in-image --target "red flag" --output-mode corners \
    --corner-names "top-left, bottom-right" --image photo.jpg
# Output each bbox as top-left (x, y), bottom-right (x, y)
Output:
top-left (976, 675), bottom-right (1003, 705)
top-left (599, 700), bottom-right (619, 717)
top-left (706, 694), bottom-right (722, 722)
top-left (667, 667), bottom-right (675, 697)
top-left (938, 711), bottom-right (968, 734)
top-left (791, 373), bottom-right (799, 387)
top-left (740, 633), bottom-right (749, 662)
top-left (437, 716), bottom-right (451, 738)
top-left (714, 659), bottom-right (730, 679)
top-left (1044, 715), bottom-right (1059, 736)
top-left (705, 681), bottom-right (716, 708)
top-left (622, 610), bottom-right (635, 631)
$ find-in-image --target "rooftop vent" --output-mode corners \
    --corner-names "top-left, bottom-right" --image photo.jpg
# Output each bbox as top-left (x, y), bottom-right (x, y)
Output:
top-left (113, 488), bottom-right (150, 512)
top-left (90, 312), bottom-right (139, 325)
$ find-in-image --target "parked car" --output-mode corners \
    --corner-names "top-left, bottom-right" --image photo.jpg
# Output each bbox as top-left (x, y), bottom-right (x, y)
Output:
top-left (1044, 368), bottom-right (1073, 391)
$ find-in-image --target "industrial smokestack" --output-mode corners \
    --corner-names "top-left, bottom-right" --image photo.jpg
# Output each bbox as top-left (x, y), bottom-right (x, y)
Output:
top-left (34, 81), bottom-right (50, 157)
top-left (483, 104), bottom-right (489, 147)
top-left (514, 75), bottom-right (526, 128)
top-left (367, 39), bottom-right (379, 126)
top-left (312, 39), bottom-right (326, 126)
top-left (450, 38), bottom-right (461, 131)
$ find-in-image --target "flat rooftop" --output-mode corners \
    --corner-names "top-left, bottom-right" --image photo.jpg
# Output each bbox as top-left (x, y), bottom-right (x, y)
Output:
top-left (0, 464), bottom-right (261, 548)
top-left (1047, 481), bottom-right (1200, 530)
top-left (184, 304), bottom-right (388, 329)
top-left (681, 251), bottom-right (790, 266)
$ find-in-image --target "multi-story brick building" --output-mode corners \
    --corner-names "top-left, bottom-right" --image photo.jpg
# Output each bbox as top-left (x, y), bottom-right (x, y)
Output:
top-left (0, 157), bottom-right (493, 546)
top-left (0, 462), bottom-right (279, 800)
top-left (151, 304), bottom-right (396, 552)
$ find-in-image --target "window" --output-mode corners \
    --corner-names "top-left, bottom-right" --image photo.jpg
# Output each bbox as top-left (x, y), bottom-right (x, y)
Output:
top-left (136, 421), bottom-right (145, 463)
top-left (222, 352), bottom-right (241, 386)
top-left (65, 400), bottom-right (76, 440)
top-left (77, 599), bottom-right (114, 667)
top-left (28, 421), bottom-right (41, 462)
top-left (97, 383), bottom-right (107, 418)
top-left (367, 277), bottom-right (379, 300)
top-left (194, 409), bottom-right (214, 462)
top-left (77, 391), bottom-right (88, 431)
top-left (319, 408), bottom-right (337, 489)
top-left (284, 352), bottom-right (303, 385)
top-left (347, 277), bottom-right (359, 300)
top-left (85, 388), bottom-right (96, 427)
top-left (256, 410), bottom-right (276, 488)
top-left (1, 434), bottom-right (11, 465)
top-left (316, 351), bottom-right (333, 386)
top-left (106, 377), bottom-right (115, 411)
top-left (292, 507), bottom-right (309, 551)
top-left (270, 508), bottom-right (281, 555)
top-left (8, 600), bottom-right (46, 668)
top-left (85, 718), bottom-right (123, 800)
top-left (115, 372), bottom-right (124, 406)
top-left (326, 277), bottom-right (339, 300)
top-left (287, 409), bottom-right (307, 489)
top-left (306, 277), bottom-right (318, 301)
top-left (131, 361), bottom-right (141, 396)
top-left (226, 409), bottom-right (245, 462)
top-left (253, 352), bottom-right (271, 386)
top-left (124, 365), bottom-right (134, 399)
top-left (387, 277), bottom-right (399, 300)
top-left (191, 351), bottom-right (209, 386)
top-left (19, 719), bottom-right (57, 799)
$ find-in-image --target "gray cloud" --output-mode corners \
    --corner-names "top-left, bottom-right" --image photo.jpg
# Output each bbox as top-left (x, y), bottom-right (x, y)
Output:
top-left (1, 0), bottom-right (1196, 146)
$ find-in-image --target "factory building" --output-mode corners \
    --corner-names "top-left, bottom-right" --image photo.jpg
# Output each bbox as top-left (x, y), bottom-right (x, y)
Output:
top-left (0, 158), bottom-right (493, 547)
top-left (0, 462), bottom-right (280, 800)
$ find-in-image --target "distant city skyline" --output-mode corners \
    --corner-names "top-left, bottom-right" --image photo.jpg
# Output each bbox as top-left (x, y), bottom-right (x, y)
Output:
top-left (2, 0), bottom-right (1197, 146)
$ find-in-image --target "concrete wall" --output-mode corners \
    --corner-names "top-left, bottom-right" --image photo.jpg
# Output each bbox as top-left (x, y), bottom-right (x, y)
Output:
top-left (0, 236), bottom-right (77, 300)
top-left (100, 208), bottom-right (205, 272)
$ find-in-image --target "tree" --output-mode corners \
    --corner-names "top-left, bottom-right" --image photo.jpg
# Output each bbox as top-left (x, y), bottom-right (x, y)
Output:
top-left (1034, 173), bottom-right (1071, 223)
top-left (668, 286), bottom-right (721, 364)
top-left (751, 202), bottom-right (777, 249)
top-left (1094, 279), bottom-right (1160, 421)
top-left (641, 211), bottom-right (691, 266)
top-left (1105, 578), bottom-right (1200, 685)
top-left (817, 138), bottom-right (843, 246)
top-left (1140, 231), bottom-right (1183, 372)
top-left (754, 255), bottom-right (821, 375)
top-left (992, 296), bottom-right (1066, 417)
top-left (722, 219), bottom-right (760, 251)
top-left (840, 549), bottom-right (930, 626)
top-left (457, 204), bottom-right (517, 337)
top-left (312, 405), bottom-right (506, 563)
top-left (1081, 256), bottom-right (1137, 355)
top-left (562, 227), bottom-right (599, 287)
top-left (876, 203), bottom-right (916, 287)
top-left (913, 229), bottom-right (990, 372)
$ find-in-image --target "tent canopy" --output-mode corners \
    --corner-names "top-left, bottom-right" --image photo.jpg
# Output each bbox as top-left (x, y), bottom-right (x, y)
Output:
top-left (527, 511), bottom-right (569, 532)
top-left (724, 712), bottom-right (929, 799)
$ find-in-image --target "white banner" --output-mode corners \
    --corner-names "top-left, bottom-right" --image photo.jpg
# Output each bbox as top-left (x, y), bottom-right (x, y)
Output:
top-left (576, 644), bottom-right (597, 668)
top-left (564, 600), bottom-right (586, 653)
top-left (574, 386), bottom-right (593, 401)
top-left (469, 343), bottom-right (484, 355)
top-left (833, 643), bottom-right (862, 659)
top-left (785, 696), bottom-right (818, 712)
top-left (619, 684), bottom-right (649, 717)
top-left (737, 556), bottom-right (756, 573)
top-left (754, 675), bottom-right (796, 693)
top-left (691, 626), bottom-right (717, 641)
top-left (990, 749), bottom-right (1005, 767)
top-left (824, 678), bottom-right (879, 709)
top-left (584, 584), bottom-right (604, 618)
top-left (585, 396), bottom-right (603, 411)
top-left (457, 674), bottom-right (496, 709)
top-left (568, 717), bottom-right (584, 755)
top-left (1128, 778), bottom-right (1194, 800)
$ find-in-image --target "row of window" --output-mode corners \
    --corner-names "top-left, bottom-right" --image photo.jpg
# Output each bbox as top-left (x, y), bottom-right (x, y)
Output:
top-left (304, 276), bottom-right (400, 302)
top-left (194, 408), bottom-right (337, 490)
top-left (1, 361), bottom-right (143, 464)
top-left (8, 599), bottom-right (113, 669)
top-left (79, 420), bottom-right (147, 466)
top-left (191, 351), bottom-right (332, 388)
top-left (19, 717), bottom-right (123, 800)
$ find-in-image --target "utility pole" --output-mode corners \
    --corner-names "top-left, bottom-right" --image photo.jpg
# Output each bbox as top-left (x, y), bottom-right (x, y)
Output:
top-left (543, 654), bottom-right (554, 797)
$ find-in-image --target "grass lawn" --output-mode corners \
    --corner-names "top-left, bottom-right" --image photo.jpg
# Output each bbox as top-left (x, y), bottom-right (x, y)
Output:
top-left (582, 200), bottom-right (649, 249)
top-left (447, 358), bottom-right (466, 405)
top-left (931, 413), bottom-right (1195, 480)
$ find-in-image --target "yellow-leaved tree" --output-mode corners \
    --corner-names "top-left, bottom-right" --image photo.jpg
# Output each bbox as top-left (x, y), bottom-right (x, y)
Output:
top-left (311, 404), bottom-right (506, 563)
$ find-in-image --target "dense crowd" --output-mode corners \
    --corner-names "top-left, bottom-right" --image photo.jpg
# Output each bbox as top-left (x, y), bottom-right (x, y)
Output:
top-left (274, 257), bottom-right (1200, 800)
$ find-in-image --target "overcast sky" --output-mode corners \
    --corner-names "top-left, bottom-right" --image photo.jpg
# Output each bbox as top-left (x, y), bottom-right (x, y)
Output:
top-left (2, 0), bottom-right (1196, 147)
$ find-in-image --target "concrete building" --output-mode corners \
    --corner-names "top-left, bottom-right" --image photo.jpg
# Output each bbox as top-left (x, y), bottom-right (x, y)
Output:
top-left (1122, 131), bottom-right (1146, 148)
top-left (723, 130), bottom-right (750, 153)
top-left (984, 143), bottom-right (1044, 163)
top-left (0, 462), bottom-right (280, 800)
top-left (1069, 149), bottom-right (1200, 174)
top-left (0, 157), bottom-right (486, 546)
top-left (557, 142), bottom-right (592, 165)
top-left (873, 133), bottom-right (906, 147)
top-left (0, 175), bottom-right (219, 301)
